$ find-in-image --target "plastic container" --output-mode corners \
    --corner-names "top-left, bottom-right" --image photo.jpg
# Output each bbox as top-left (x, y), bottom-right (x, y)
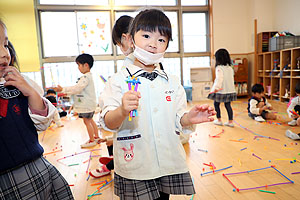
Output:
top-left (269, 36), bottom-right (295, 51)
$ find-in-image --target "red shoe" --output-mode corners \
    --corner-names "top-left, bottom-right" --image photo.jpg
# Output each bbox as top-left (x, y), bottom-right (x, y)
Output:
top-left (99, 157), bottom-right (113, 165)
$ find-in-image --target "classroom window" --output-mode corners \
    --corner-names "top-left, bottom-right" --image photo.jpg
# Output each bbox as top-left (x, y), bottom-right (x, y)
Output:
top-left (39, 0), bottom-right (108, 5)
top-left (77, 12), bottom-right (112, 55)
top-left (36, 1), bottom-right (211, 93)
top-left (41, 12), bottom-right (78, 57)
top-left (182, 13), bottom-right (207, 52)
top-left (43, 61), bottom-right (114, 99)
top-left (181, 0), bottom-right (207, 6)
top-left (113, 0), bottom-right (176, 6)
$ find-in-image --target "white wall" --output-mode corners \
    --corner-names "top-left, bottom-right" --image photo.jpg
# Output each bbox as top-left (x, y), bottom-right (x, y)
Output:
top-left (274, 0), bottom-right (300, 35)
top-left (213, 0), bottom-right (250, 54)
top-left (213, 0), bottom-right (299, 53)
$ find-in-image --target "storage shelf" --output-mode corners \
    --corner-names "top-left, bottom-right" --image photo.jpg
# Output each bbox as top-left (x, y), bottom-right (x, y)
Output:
top-left (256, 46), bottom-right (300, 102)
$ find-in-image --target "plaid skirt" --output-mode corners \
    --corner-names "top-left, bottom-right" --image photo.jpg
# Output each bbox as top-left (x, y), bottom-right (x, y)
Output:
top-left (114, 172), bottom-right (195, 200)
top-left (207, 92), bottom-right (237, 102)
top-left (0, 156), bottom-right (73, 200)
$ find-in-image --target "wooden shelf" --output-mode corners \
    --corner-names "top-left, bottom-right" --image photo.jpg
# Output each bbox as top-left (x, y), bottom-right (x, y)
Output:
top-left (256, 47), bottom-right (300, 102)
top-left (234, 58), bottom-right (248, 97)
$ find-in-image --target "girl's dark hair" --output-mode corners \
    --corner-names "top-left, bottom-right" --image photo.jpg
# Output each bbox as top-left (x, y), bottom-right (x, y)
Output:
top-left (251, 83), bottom-right (264, 93)
top-left (295, 82), bottom-right (300, 94)
top-left (75, 53), bottom-right (94, 69)
top-left (8, 41), bottom-right (19, 70)
top-left (215, 48), bottom-right (231, 67)
top-left (112, 15), bottom-right (133, 45)
top-left (130, 9), bottom-right (172, 45)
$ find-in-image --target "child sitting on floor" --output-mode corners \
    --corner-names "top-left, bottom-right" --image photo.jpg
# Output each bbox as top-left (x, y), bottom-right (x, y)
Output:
top-left (248, 84), bottom-right (276, 122)
top-left (287, 82), bottom-right (300, 126)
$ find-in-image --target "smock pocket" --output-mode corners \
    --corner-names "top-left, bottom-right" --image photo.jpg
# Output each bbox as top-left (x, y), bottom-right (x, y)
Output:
top-left (115, 133), bottom-right (143, 171)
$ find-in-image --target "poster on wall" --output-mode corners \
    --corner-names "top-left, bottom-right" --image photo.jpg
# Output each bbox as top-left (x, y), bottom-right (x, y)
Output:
top-left (77, 12), bottom-right (112, 55)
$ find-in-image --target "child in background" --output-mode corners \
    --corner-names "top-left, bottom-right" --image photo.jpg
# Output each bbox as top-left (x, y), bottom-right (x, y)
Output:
top-left (112, 15), bottom-right (135, 67)
top-left (287, 82), bottom-right (300, 126)
top-left (248, 83), bottom-right (276, 122)
top-left (100, 9), bottom-right (216, 199)
top-left (54, 54), bottom-right (99, 148)
top-left (45, 89), bottom-right (65, 127)
top-left (208, 48), bottom-right (237, 127)
top-left (0, 19), bottom-right (73, 199)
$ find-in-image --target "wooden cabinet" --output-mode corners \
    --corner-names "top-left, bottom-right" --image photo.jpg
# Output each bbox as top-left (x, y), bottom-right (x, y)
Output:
top-left (233, 58), bottom-right (248, 96)
top-left (257, 32), bottom-right (278, 53)
top-left (257, 47), bottom-right (300, 102)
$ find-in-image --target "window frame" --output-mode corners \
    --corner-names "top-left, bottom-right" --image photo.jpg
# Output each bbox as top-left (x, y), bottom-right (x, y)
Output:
top-left (35, 0), bottom-right (211, 87)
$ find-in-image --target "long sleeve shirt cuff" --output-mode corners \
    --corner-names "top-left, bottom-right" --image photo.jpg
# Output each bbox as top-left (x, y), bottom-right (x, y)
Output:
top-left (29, 99), bottom-right (48, 117)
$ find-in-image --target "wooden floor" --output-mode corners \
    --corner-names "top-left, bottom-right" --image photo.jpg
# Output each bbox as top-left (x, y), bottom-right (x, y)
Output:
top-left (39, 99), bottom-right (300, 200)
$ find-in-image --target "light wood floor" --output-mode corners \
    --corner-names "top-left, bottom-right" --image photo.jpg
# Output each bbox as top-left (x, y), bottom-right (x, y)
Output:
top-left (39, 99), bottom-right (300, 200)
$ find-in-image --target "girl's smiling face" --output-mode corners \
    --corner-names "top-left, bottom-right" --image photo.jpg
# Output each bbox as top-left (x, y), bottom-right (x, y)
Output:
top-left (0, 24), bottom-right (11, 78)
top-left (133, 29), bottom-right (168, 54)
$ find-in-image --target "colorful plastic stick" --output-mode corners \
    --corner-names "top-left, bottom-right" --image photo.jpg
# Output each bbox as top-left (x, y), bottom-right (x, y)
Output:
top-left (86, 151), bottom-right (92, 173)
top-left (258, 189), bottom-right (276, 194)
top-left (125, 76), bottom-right (141, 121)
top-left (209, 129), bottom-right (224, 138)
top-left (252, 153), bottom-right (262, 160)
top-left (289, 110), bottom-right (299, 117)
top-left (291, 171), bottom-right (300, 174)
top-left (240, 147), bottom-right (247, 151)
top-left (201, 165), bottom-right (232, 176)
top-left (99, 75), bottom-right (107, 83)
top-left (229, 139), bottom-right (248, 143)
top-left (198, 148), bottom-right (208, 153)
top-left (43, 149), bottom-right (62, 155)
top-left (209, 88), bottom-right (223, 94)
top-left (234, 120), bottom-right (280, 141)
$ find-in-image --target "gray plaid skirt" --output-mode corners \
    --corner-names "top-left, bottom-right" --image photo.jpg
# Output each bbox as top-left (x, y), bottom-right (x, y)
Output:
top-left (207, 92), bottom-right (237, 102)
top-left (0, 156), bottom-right (73, 200)
top-left (114, 172), bottom-right (195, 200)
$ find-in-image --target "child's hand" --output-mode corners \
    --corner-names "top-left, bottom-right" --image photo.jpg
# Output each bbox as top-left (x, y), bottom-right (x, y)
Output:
top-left (121, 90), bottom-right (141, 116)
top-left (97, 138), bottom-right (107, 144)
top-left (3, 66), bottom-right (35, 96)
top-left (257, 102), bottom-right (265, 108)
top-left (292, 114), bottom-right (298, 119)
top-left (53, 85), bottom-right (63, 92)
top-left (268, 106), bottom-right (273, 110)
top-left (297, 118), bottom-right (300, 126)
top-left (186, 104), bottom-right (216, 124)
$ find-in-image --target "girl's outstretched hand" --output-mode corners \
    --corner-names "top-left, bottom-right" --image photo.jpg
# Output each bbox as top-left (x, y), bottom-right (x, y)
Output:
top-left (187, 104), bottom-right (216, 124)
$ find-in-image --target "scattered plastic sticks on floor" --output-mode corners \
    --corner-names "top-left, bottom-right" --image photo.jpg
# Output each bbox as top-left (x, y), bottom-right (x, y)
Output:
top-left (233, 120), bottom-right (280, 141)
top-left (223, 165), bottom-right (294, 192)
top-left (209, 129), bottom-right (224, 138)
top-left (252, 153), bottom-right (262, 160)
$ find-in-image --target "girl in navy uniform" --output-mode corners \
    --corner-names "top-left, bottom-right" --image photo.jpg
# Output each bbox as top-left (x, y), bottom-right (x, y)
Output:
top-left (100, 9), bottom-right (216, 200)
top-left (0, 19), bottom-right (73, 200)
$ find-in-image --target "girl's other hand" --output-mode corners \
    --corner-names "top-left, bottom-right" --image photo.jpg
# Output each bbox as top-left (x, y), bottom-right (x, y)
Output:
top-left (187, 104), bottom-right (216, 124)
top-left (121, 90), bottom-right (141, 116)
top-left (3, 66), bottom-right (34, 96)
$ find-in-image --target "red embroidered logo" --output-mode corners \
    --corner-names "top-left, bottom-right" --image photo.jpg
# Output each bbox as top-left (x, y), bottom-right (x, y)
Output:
top-left (13, 104), bottom-right (21, 115)
top-left (166, 96), bottom-right (171, 101)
